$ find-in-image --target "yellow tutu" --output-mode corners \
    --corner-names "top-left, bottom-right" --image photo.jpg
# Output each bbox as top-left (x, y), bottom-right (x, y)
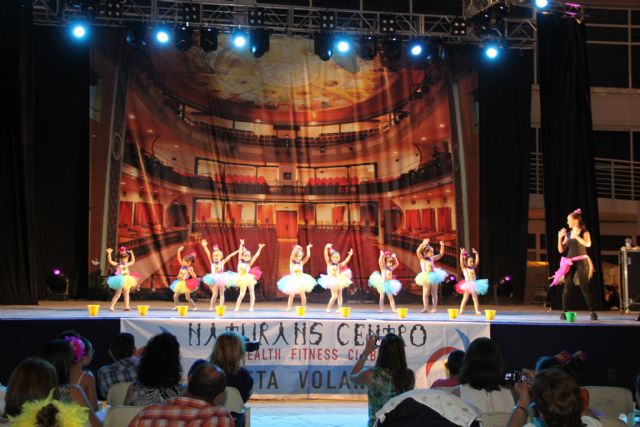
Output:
top-left (236, 273), bottom-right (257, 289)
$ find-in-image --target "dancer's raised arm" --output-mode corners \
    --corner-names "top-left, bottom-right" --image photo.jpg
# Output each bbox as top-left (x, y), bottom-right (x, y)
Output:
top-left (341, 249), bottom-right (353, 267)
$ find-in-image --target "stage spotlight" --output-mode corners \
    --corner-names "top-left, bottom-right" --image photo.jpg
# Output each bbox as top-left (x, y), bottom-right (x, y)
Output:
top-left (535, 0), bottom-right (549, 8)
top-left (232, 29), bottom-right (248, 48)
top-left (70, 21), bottom-right (88, 39)
top-left (408, 40), bottom-right (425, 57)
top-left (485, 45), bottom-right (499, 59)
top-left (314, 32), bottom-right (333, 61)
top-left (381, 36), bottom-right (402, 63)
top-left (155, 28), bottom-right (170, 44)
top-left (46, 268), bottom-right (69, 301)
top-left (126, 23), bottom-right (148, 49)
top-left (174, 25), bottom-right (193, 52)
top-left (450, 17), bottom-right (468, 36)
top-left (104, 0), bottom-right (123, 18)
top-left (359, 35), bottom-right (378, 60)
top-left (250, 28), bottom-right (270, 58)
top-left (336, 38), bottom-right (351, 54)
top-left (200, 27), bottom-right (218, 52)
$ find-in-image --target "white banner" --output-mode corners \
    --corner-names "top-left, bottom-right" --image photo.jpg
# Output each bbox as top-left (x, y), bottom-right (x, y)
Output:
top-left (121, 318), bottom-right (489, 399)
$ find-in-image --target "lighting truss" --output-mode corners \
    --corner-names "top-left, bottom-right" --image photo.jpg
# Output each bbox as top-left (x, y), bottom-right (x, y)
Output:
top-left (32, 0), bottom-right (539, 48)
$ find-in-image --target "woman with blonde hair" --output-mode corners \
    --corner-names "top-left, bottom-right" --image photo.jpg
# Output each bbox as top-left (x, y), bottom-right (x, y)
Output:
top-left (209, 332), bottom-right (254, 402)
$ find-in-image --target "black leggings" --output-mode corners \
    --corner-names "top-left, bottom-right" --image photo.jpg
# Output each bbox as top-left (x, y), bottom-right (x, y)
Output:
top-left (562, 259), bottom-right (594, 312)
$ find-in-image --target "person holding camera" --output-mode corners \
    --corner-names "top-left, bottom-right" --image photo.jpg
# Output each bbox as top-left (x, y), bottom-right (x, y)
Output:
top-left (350, 333), bottom-right (415, 427)
top-left (209, 332), bottom-right (254, 403)
top-left (507, 368), bottom-right (602, 427)
top-left (453, 338), bottom-right (515, 413)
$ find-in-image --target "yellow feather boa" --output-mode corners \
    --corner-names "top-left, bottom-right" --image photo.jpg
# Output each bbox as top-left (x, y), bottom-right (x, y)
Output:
top-left (9, 391), bottom-right (88, 427)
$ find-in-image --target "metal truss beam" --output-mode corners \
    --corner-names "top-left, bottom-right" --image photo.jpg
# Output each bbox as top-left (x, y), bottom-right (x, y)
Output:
top-left (32, 0), bottom-right (539, 47)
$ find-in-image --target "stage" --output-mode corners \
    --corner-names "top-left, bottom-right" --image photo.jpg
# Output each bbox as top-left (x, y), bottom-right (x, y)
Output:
top-left (0, 300), bottom-right (638, 324)
top-left (1, 300), bottom-right (639, 396)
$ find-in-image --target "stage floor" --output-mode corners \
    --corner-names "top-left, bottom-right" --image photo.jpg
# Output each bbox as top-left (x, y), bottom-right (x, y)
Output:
top-left (1, 300), bottom-right (638, 326)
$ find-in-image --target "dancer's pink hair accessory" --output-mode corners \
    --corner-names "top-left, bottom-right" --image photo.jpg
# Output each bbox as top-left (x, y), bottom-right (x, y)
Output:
top-left (64, 336), bottom-right (86, 363)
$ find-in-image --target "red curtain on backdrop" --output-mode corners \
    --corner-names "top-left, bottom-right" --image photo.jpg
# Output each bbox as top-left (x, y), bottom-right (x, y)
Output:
top-left (405, 209), bottom-right (421, 231)
top-left (151, 203), bottom-right (163, 225)
top-left (437, 207), bottom-right (451, 231)
top-left (421, 208), bottom-right (435, 231)
top-left (226, 204), bottom-right (243, 224)
top-left (195, 202), bottom-right (212, 222)
top-left (332, 206), bottom-right (345, 224)
top-left (300, 204), bottom-right (315, 224)
top-left (118, 201), bottom-right (133, 227)
top-left (133, 202), bottom-right (151, 226)
top-left (359, 205), bottom-right (375, 226)
top-left (257, 204), bottom-right (274, 224)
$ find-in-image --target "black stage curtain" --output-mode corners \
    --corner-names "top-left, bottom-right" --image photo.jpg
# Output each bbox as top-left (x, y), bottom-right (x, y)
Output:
top-left (478, 50), bottom-right (532, 302)
top-left (537, 13), bottom-right (604, 310)
top-left (0, 0), bottom-right (38, 304)
top-left (0, 2), bottom-right (89, 304)
top-left (33, 26), bottom-right (90, 298)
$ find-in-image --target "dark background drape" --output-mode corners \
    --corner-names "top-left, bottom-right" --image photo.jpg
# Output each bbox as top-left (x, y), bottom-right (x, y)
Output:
top-left (0, 0), bottom-right (89, 303)
top-left (0, 0), bottom-right (38, 304)
top-left (537, 13), bottom-right (604, 310)
top-left (478, 49), bottom-right (532, 302)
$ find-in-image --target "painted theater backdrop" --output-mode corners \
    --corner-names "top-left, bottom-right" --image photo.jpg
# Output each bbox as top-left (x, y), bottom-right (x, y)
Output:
top-left (89, 33), bottom-right (459, 300)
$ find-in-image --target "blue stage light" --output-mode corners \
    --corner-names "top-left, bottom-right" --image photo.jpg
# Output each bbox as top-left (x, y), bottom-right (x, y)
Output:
top-left (155, 29), bottom-right (170, 44)
top-left (232, 30), bottom-right (247, 48)
top-left (71, 23), bottom-right (88, 39)
top-left (410, 43), bottom-right (423, 56)
top-left (535, 0), bottom-right (549, 8)
top-left (485, 46), bottom-right (499, 59)
top-left (336, 39), bottom-right (350, 53)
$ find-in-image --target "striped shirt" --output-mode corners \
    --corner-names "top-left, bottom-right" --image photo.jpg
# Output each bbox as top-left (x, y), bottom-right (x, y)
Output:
top-left (97, 356), bottom-right (139, 399)
top-left (128, 396), bottom-right (235, 427)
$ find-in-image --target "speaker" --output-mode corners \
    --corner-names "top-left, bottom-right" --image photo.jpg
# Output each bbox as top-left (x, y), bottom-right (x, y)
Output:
top-left (45, 268), bottom-right (69, 301)
top-left (619, 248), bottom-right (640, 312)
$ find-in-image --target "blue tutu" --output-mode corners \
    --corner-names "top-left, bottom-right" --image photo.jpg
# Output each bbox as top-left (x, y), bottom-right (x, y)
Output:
top-left (107, 274), bottom-right (138, 291)
top-left (472, 279), bottom-right (490, 295)
top-left (202, 272), bottom-right (230, 287)
top-left (277, 273), bottom-right (316, 294)
top-left (368, 271), bottom-right (402, 295)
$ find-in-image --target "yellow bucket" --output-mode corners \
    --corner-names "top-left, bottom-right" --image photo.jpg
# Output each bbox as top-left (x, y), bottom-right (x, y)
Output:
top-left (397, 308), bottom-right (408, 319)
top-left (87, 305), bottom-right (100, 316)
top-left (137, 305), bottom-right (149, 316)
top-left (340, 307), bottom-right (351, 317)
top-left (177, 306), bottom-right (189, 317)
top-left (215, 305), bottom-right (226, 316)
top-left (485, 309), bottom-right (496, 321)
top-left (295, 306), bottom-right (306, 316)
top-left (448, 308), bottom-right (459, 320)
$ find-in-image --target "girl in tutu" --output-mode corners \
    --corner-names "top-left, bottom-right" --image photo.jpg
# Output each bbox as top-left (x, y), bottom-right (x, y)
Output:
top-left (232, 239), bottom-right (266, 312)
top-left (319, 243), bottom-right (354, 312)
top-left (415, 239), bottom-right (447, 313)
top-left (201, 240), bottom-right (241, 311)
top-left (368, 251), bottom-right (401, 312)
top-left (170, 246), bottom-right (199, 310)
top-left (278, 244), bottom-right (316, 311)
top-left (457, 248), bottom-right (489, 315)
top-left (106, 246), bottom-right (139, 311)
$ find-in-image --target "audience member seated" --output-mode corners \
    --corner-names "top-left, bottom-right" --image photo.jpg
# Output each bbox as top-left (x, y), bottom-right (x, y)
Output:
top-left (3, 358), bottom-right (59, 419)
top-left (129, 362), bottom-right (234, 427)
top-left (97, 332), bottom-right (139, 400)
top-left (350, 334), bottom-right (416, 427)
top-left (374, 389), bottom-right (481, 427)
top-left (209, 332), bottom-right (254, 403)
top-left (431, 350), bottom-right (465, 388)
top-left (508, 368), bottom-right (603, 427)
top-left (59, 331), bottom-right (98, 411)
top-left (5, 393), bottom-right (88, 427)
top-left (453, 337), bottom-right (514, 413)
top-left (125, 332), bottom-right (184, 406)
top-left (37, 339), bottom-right (102, 426)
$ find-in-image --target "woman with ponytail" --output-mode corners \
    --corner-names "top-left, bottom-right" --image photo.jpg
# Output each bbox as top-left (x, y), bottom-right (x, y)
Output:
top-left (550, 208), bottom-right (597, 321)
